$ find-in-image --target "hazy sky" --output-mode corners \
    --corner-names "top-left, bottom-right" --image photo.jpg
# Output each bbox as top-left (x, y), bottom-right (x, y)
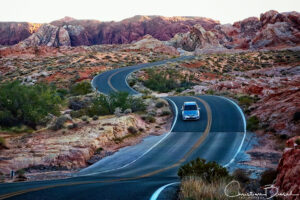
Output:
top-left (1, 0), bottom-right (300, 24)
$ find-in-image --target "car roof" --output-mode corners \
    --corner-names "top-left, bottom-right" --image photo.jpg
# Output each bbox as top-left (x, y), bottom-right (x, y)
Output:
top-left (184, 101), bottom-right (197, 105)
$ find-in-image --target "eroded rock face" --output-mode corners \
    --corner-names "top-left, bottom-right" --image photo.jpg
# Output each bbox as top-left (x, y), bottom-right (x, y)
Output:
top-left (168, 24), bottom-right (223, 51)
top-left (17, 24), bottom-right (71, 47)
top-left (0, 16), bottom-right (219, 46)
top-left (275, 136), bottom-right (300, 199)
top-left (168, 10), bottom-right (300, 51)
top-left (0, 22), bottom-right (41, 45)
top-left (251, 22), bottom-right (300, 48)
top-left (129, 34), bottom-right (179, 55)
top-left (0, 114), bottom-right (146, 173)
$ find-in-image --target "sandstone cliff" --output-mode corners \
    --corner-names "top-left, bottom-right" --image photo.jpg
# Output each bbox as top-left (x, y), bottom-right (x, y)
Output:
top-left (17, 24), bottom-right (71, 47)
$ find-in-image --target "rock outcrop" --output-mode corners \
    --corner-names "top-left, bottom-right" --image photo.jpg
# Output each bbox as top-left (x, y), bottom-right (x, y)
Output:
top-left (167, 24), bottom-right (224, 51)
top-left (168, 10), bottom-right (300, 51)
top-left (130, 34), bottom-right (179, 55)
top-left (17, 24), bottom-right (71, 47)
top-left (0, 114), bottom-right (146, 173)
top-left (274, 136), bottom-right (300, 199)
top-left (0, 22), bottom-right (41, 45)
top-left (0, 16), bottom-right (219, 46)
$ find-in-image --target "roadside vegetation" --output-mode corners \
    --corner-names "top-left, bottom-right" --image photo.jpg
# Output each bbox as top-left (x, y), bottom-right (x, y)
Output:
top-left (0, 81), bottom-right (63, 130)
top-left (177, 158), bottom-right (275, 200)
top-left (178, 158), bottom-right (235, 200)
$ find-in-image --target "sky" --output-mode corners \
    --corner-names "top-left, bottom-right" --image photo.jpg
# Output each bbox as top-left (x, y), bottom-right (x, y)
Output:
top-left (1, 0), bottom-right (300, 24)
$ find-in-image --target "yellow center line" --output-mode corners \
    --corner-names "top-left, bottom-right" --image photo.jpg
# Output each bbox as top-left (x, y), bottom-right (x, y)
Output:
top-left (107, 70), bottom-right (121, 92)
top-left (0, 97), bottom-right (211, 200)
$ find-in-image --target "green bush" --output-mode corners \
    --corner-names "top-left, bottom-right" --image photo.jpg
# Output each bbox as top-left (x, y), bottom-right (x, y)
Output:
top-left (178, 158), bottom-right (229, 183)
top-left (142, 115), bottom-right (156, 123)
top-left (155, 101), bottom-right (166, 108)
top-left (161, 110), bottom-right (171, 116)
top-left (0, 81), bottom-right (62, 129)
top-left (0, 137), bottom-right (6, 149)
top-left (247, 116), bottom-right (260, 131)
top-left (238, 96), bottom-right (256, 107)
top-left (70, 81), bottom-right (92, 96)
top-left (143, 68), bottom-right (193, 93)
top-left (87, 92), bottom-right (146, 117)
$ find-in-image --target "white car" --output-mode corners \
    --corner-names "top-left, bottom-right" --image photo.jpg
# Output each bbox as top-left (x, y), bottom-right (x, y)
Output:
top-left (182, 101), bottom-right (200, 120)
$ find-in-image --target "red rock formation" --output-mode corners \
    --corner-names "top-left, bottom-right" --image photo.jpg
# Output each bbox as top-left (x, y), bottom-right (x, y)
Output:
top-left (50, 16), bottom-right (219, 46)
top-left (0, 22), bottom-right (41, 45)
top-left (169, 10), bottom-right (300, 51)
top-left (274, 136), bottom-right (300, 200)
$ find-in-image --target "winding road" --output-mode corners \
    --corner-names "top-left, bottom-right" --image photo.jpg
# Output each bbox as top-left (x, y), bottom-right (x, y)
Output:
top-left (0, 56), bottom-right (246, 200)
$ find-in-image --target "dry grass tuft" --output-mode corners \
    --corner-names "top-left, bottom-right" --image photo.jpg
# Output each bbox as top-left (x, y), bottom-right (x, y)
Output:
top-left (179, 176), bottom-right (238, 200)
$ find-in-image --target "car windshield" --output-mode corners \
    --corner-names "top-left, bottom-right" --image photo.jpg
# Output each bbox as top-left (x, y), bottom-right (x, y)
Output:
top-left (184, 105), bottom-right (197, 110)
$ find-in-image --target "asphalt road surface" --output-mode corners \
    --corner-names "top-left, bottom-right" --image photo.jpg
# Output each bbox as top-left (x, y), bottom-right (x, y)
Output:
top-left (0, 56), bottom-right (246, 200)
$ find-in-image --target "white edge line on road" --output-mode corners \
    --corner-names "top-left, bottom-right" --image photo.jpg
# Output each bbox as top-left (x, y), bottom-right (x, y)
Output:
top-left (77, 98), bottom-right (178, 176)
top-left (149, 182), bottom-right (180, 200)
top-left (219, 96), bottom-right (247, 167)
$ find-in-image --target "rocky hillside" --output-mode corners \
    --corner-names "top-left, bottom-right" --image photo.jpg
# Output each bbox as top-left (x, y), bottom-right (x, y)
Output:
top-left (0, 16), bottom-right (219, 46)
top-left (168, 10), bottom-right (300, 51)
top-left (0, 22), bottom-right (40, 45)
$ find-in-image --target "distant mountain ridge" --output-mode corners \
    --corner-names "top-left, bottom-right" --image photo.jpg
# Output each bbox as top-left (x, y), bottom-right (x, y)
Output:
top-left (0, 15), bottom-right (219, 46)
top-left (0, 10), bottom-right (299, 50)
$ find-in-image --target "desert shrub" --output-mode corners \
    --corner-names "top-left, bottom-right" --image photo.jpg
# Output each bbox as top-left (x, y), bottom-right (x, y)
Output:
top-left (161, 110), bottom-right (171, 116)
top-left (155, 101), bottom-right (166, 108)
top-left (179, 177), bottom-right (235, 200)
top-left (232, 169), bottom-right (250, 184)
top-left (92, 116), bottom-right (98, 120)
top-left (143, 68), bottom-right (193, 93)
top-left (69, 98), bottom-right (87, 111)
top-left (142, 115), bottom-right (156, 123)
top-left (0, 81), bottom-right (62, 129)
top-left (67, 123), bottom-right (78, 129)
top-left (70, 109), bottom-right (86, 119)
top-left (50, 115), bottom-right (70, 131)
top-left (260, 169), bottom-right (277, 186)
top-left (178, 158), bottom-right (229, 183)
top-left (206, 89), bottom-right (215, 95)
top-left (87, 92), bottom-right (146, 116)
top-left (124, 108), bottom-right (132, 114)
top-left (16, 169), bottom-right (27, 181)
top-left (0, 137), bottom-right (7, 149)
top-left (238, 96), bottom-right (255, 107)
top-left (128, 97), bottom-right (146, 112)
top-left (293, 111), bottom-right (300, 122)
top-left (127, 126), bottom-right (138, 135)
top-left (247, 116), bottom-right (260, 131)
top-left (95, 147), bottom-right (103, 153)
top-left (81, 116), bottom-right (88, 122)
top-left (70, 81), bottom-right (92, 96)
top-left (56, 88), bottom-right (69, 99)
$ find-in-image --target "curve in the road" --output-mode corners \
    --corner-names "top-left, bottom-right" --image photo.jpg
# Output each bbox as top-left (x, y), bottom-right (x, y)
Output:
top-left (0, 56), bottom-right (247, 200)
